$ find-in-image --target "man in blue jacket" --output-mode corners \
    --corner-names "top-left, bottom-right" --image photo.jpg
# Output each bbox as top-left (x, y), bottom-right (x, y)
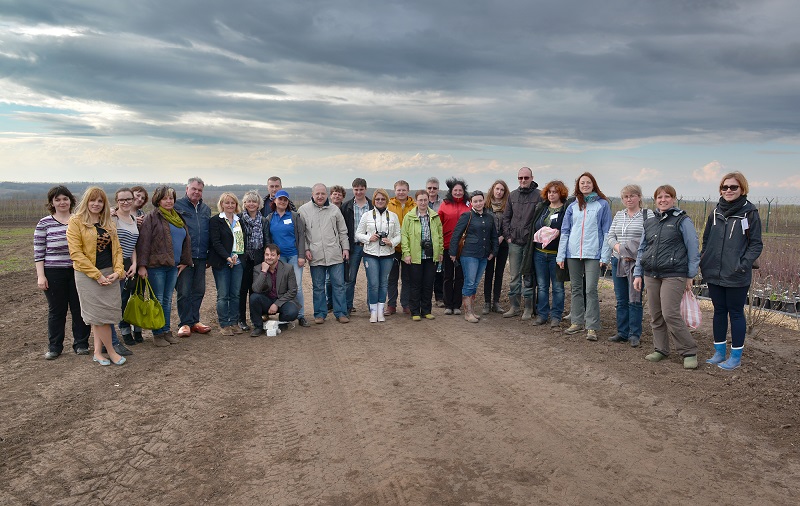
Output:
top-left (174, 177), bottom-right (212, 337)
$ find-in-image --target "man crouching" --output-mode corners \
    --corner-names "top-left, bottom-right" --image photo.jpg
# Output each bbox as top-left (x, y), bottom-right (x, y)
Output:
top-left (249, 243), bottom-right (300, 336)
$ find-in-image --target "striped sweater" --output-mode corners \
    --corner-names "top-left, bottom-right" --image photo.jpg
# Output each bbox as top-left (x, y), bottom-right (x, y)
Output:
top-left (33, 215), bottom-right (72, 268)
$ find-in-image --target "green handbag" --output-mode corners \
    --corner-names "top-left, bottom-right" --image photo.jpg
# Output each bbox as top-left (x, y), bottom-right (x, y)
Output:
top-left (123, 277), bottom-right (166, 330)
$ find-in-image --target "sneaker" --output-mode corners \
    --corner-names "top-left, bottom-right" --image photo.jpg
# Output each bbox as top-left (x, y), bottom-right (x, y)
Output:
top-left (44, 351), bottom-right (59, 360)
top-left (337, 316), bottom-right (350, 324)
top-left (629, 337), bottom-right (640, 348)
top-left (314, 317), bottom-right (325, 324)
top-left (683, 355), bottom-right (698, 369)
top-left (645, 351), bottom-right (667, 362)
top-left (220, 326), bottom-right (235, 336)
top-left (550, 319), bottom-right (561, 330)
top-left (482, 303), bottom-right (491, 315)
top-left (232, 326), bottom-right (244, 335)
top-left (453, 309), bottom-right (462, 315)
top-left (424, 314), bottom-right (436, 320)
top-left (75, 347), bottom-right (90, 355)
top-left (412, 315), bottom-right (421, 321)
top-left (444, 308), bottom-right (453, 315)
top-left (531, 316), bottom-right (547, 326)
top-left (435, 299), bottom-right (445, 308)
top-left (564, 324), bottom-right (584, 335)
top-left (586, 330), bottom-right (598, 341)
top-left (608, 334), bottom-right (628, 343)
top-left (297, 317), bottom-right (311, 327)
top-left (238, 321), bottom-right (251, 332)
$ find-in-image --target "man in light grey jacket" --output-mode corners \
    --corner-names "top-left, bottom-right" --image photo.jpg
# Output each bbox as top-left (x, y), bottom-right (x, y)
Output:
top-left (299, 183), bottom-right (351, 324)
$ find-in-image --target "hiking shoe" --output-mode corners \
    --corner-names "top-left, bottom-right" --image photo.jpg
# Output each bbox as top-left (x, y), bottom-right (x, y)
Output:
top-left (586, 330), bottom-right (598, 341)
top-left (444, 308), bottom-right (453, 315)
top-left (550, 319), bottom-right (561, 330)
top-left (220, 327), bottom-right (235, 336)
top-left (564, 324), bottom-right (584, 335)
top-left (629, 337), bottom-right (640, 348)
top-left (645, 351), bottom-right (667, 362)
top-left (453, 309), bottom-right (462, 315)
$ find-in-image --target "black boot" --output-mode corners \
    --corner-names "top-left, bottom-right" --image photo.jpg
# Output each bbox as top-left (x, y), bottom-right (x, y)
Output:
top-left (122, 332), bottom-right (137, 346)
top-left (133, 330), bottom-right (144, 343)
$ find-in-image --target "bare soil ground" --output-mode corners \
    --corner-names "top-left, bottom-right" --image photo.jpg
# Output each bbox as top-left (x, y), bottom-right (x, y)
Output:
top-left (1, 265), bottom-right (799, 505)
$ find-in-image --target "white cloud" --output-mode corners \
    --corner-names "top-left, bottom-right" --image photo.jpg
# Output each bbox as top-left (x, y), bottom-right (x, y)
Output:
top-left (692, 161), bottom-right (723, 183)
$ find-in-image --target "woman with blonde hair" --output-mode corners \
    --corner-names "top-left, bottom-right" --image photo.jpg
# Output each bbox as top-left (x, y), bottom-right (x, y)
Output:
top-left (237, 190), bottom-right (268, 332)
top-left (66, 187), bottom-right (127, 366)
top-left (209, 192), bottom-right (245, 335)
top-left (482, 179), bottom-right (510, 314)
top-left (355, 188), bottom-right (401, 322)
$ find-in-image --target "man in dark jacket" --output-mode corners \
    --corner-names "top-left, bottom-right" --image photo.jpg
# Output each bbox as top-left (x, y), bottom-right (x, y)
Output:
top-left (174, 177), bottom-right (212, 337)
top-left (340, 178), bottom-right (373, 314)
top-left (502, 167), bottom-right (542, 320)
top-left (261, 176), bottom-right (297, 216)
top-left (249, 243), bottom-right (300, 336)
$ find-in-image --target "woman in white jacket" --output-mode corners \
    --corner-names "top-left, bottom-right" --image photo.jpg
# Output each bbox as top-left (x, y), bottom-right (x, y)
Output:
top-left (355, 188), bottom-right (402, 322)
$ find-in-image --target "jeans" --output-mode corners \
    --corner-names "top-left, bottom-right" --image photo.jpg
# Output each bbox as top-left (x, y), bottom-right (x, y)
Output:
top-left (387, 252), bottom-right (409, 308)
top-left (508, 242), bottom-right (533, 300)
top-left (484, 241), bottom-right (509, 303)
top-left (250, 293), bottom-right (300, 327)
top-left (148, 266), bottom-right (179, 335)
top-left (310, 262), bottom-right (346, 318)
top-left (460, 256), bottom-right (488, 297)
top-left (238, 255), bottom-right (257, 324)
top-left (212, 263), bottom-right (243, 328)
top-left (346, 243), bottom-right (365, 310)
top-left (566, 258), bottom-right (601, 330)
top-left (534, 250), bottom-right (565, 321)
top-left (708, 283), bottom-right (749, 348)
top-left (177, 259), bottom-right (207, 327)
top-left (409, 259), bottom-right (436, 316)
top-left (281, 254), bottom-right (305, 318)
top-left (43, 267), bottom-right (90, 353)
top-left (611, 257), bottom-right (643, 339)
top-left (363, 254), bottom-right (394, 305)
top-left (442, 254), bottom-right (464, 310)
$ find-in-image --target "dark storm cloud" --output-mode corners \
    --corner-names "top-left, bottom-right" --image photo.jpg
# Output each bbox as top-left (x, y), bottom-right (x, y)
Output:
top-left (2, 0), bottom-right (799, 147)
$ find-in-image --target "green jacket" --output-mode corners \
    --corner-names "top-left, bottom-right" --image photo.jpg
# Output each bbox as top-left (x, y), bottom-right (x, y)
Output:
top-left (401, 209), bottom-right (444, 264)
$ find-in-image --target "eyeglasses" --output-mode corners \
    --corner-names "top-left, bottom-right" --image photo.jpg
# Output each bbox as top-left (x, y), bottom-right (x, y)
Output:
top-left (518, 176), bottom-right (531, 181)
top-left (117, 198), bottom-right (133, 203)
top-left (720, 185), bottom-right (740, 191)
top-left (427, 187), bottom-right (438, 190)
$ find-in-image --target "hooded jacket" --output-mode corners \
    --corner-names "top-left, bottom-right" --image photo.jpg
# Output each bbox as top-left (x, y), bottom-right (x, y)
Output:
top-left (700, 199), bottom-right (762, 287)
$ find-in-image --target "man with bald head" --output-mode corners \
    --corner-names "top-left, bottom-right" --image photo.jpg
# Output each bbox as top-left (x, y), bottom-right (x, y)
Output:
top-left (298, 183), bottom-right (351, 324)
top-left (502, 167), bottom-right (542, 320)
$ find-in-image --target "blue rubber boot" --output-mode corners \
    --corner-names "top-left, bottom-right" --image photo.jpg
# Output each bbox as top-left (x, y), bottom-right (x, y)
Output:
top-left (706, 342), bottom-right (727, 364)
top-left (718, 347), bottom-right (743, 370)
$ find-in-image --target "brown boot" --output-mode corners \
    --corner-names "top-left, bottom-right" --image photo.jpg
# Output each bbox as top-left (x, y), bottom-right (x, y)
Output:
top-left (463, 296), bottom-right (479, 323)
top-left (471, 295), bottom-right (481, 320)
top-left (153, 334), bottom-right (171, 347)
top-left (163, 331), bottom-right (180, 344)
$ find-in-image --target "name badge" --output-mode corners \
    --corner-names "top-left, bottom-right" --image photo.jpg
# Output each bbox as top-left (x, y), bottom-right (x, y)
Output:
top-left (741, 217), bottom-right (749, 232)
top-left (283, 218), bottom-right (293, 225)
top-left (551, 213), bottom-right (559, 220)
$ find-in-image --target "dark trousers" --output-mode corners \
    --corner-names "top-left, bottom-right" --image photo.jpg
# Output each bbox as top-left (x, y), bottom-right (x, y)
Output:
top-left (250, 293), bottom-right (300, 327)
top-left (238, 255), bottom-right (257, 324)
top-left (409, 259), bottom-right (436, 316)
top-left (43, 267), bottom-right (90, 353)
top-left (177, 259), bottom-right (206, 327)
top-left (433, 268), bottom-right (444, 301)
top-left (483, 241), bottom-right (508, 303)
top-left (442, 254), bottom-right (464, 310)
top-left (708, 283), bottom-right (749, 348)
top-left (387, 252), bottom-right (409, 308)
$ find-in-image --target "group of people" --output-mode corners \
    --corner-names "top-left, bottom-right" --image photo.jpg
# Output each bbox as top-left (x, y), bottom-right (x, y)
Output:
top-left (34, 170), bottom-right (762, 370)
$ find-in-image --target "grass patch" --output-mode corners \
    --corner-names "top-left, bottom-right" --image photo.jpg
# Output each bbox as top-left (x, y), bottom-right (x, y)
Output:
top-left (0, 227), bottom-right (34, 275)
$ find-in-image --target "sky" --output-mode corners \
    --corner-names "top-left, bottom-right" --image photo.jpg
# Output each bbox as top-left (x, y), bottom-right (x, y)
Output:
top-left (1, 0), bottom-right (800, 199)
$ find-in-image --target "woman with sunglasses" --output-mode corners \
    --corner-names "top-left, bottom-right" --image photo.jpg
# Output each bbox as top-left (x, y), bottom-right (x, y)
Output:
top-left (699, 172), bottom-right (763, 370)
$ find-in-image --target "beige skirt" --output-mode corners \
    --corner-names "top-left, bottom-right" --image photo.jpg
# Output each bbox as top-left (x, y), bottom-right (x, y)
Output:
top-left (74, 267), bottom-right (122, 325)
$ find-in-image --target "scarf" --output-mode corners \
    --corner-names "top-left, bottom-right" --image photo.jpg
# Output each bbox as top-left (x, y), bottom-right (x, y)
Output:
top-left (584, 192), bottom-right (599, 204)
top-left (717, 195), bottom-right (747, 218)
top-left (491, 200), bottom-right (503, 213)
top-left (159, 207), bottom-right (184, 228)
top-left (241, 212), bottom-right (264, 253)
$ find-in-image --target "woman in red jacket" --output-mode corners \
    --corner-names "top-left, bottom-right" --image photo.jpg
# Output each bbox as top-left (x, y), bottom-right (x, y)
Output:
top-left (437, 178), bottom-right (470, 315)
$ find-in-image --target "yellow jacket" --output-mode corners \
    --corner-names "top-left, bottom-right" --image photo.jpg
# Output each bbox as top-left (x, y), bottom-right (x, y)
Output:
top-left (66, 216), bottom-right (125, 280)
top-left (387, 197), bottom-right (417, 252)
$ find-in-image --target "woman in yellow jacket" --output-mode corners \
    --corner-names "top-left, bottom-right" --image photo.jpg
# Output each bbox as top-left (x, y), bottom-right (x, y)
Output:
top-left (66, 187), bottom-right (127, 366)
top-left (402, 190), bottom-right (444, 321)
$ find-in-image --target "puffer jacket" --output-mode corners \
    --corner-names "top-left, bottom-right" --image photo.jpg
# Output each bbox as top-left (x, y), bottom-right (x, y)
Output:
top-left (66, 217), bottom-right (125, 280)
top-left (556, 198), bottom-right (612, 263)
top-left (700, 200), bottom-right (763, 287)
top-left (449, 208), bottom-right (499, 259)
top-left (136, 209), bottom-right (193, 269)
top-left (401, 210), bottom-right (444, 264)
top-left (634, 208), bottom-right (700, 279)
top-left (298, 199), bottom-right (349, 267)
top-left (355, 208), bottom-right (401, 257)
top-left (502, 184), bottom-right (542, 245)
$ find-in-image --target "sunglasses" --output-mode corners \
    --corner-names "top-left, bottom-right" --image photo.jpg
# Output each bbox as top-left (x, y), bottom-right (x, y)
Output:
top-left (720, 185), bottom-right (740, 191)
top-left (518, 176), bottom-right (531, 181)
top-left (427, 187), bottom-right (438, 190)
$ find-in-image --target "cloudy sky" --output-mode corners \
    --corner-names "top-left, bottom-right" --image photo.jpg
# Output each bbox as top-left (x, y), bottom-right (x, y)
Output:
top-left (1, 0), bottom-right (799, 198)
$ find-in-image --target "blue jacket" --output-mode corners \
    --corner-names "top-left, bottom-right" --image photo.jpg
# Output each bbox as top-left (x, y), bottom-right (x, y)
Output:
top-left (557, 198), bottom-right (612, 263)
top-left (174, 195), bottom-right (211, 259)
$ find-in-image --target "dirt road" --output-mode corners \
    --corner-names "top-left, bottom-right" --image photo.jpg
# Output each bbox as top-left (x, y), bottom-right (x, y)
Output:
top-left (1, 269), bottom-right (798, 505)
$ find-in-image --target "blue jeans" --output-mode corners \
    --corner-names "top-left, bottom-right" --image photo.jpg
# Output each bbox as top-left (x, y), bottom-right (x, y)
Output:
top-left (212, 263), bottom-right (243, 328)
top-left (346, 243), bottom-right (365, 310)
top-left (177, 259), bottom-right (207, 327)
top-left (281, 254), bottom-right (305, 318)
top-left (534, 250), bottom-right (565, 321)
top-left (364, 254), bottom-right (394, 305)
top-left (148, 266), bottom-right (179, 335)
top-left (708, 283), bottom-right (748, 348)
top-left (460, 256), bottom-right (488, 297)
top-left (611, 257), bottom-right (643, 339)
top-left (310, 263), bottom-right (346, 318)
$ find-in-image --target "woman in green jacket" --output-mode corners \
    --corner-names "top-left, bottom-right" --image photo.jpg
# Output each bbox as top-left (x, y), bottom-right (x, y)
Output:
top-left (402, 190), bottom-right (444, 321)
